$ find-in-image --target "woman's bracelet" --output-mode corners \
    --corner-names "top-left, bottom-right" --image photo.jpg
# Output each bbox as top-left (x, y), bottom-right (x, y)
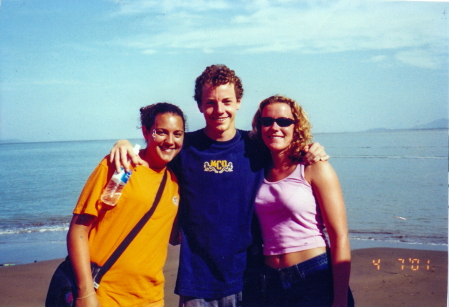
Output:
top-left (76, 292), bottom-right (96, 300)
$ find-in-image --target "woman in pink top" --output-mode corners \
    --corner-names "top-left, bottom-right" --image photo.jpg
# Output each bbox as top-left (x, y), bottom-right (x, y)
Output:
top-left (249, 95), bottom-right (354, 307)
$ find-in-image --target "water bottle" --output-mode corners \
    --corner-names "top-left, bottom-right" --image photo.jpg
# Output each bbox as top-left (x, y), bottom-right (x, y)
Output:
top-left (100, 144), bottom-right (141, 206)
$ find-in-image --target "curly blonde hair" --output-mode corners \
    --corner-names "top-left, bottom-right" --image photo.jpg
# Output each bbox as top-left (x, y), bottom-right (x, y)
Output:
top-left (250, 95), bottom-right (313, 162)
top-left (194, 64), bottom-right (244, 107)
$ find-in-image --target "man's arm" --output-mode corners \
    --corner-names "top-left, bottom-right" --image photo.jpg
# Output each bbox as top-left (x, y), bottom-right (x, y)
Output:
top-left (302, 142), bottom-right (330, 164)
top-left (109, 140), bottom-right (146, 172)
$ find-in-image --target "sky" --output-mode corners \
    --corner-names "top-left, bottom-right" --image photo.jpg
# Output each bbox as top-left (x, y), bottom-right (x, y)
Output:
top-left (1, 0), bottom-right (448, 143)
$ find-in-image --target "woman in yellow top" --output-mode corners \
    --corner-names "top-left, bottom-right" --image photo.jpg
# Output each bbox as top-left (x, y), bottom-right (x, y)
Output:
top-left (67, 103), bottom-right (185, 307)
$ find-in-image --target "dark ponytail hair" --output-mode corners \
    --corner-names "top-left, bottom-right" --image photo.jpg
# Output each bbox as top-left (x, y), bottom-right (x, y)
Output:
top-left (140, 102), bottom-right (186, 131)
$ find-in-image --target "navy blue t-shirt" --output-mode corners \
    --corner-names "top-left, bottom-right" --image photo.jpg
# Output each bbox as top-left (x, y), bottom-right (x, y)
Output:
top-left (172, 129), bottom-right (269, 298)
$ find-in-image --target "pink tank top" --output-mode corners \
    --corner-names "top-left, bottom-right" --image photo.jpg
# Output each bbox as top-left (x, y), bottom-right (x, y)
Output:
top-left (255, 164), bottom-right (327, 255)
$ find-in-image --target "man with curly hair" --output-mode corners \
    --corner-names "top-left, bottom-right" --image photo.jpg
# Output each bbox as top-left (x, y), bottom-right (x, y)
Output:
top-left (174, 64), bottom-right (266, 306)
top-left (110, 64), bottom-right (328, 307)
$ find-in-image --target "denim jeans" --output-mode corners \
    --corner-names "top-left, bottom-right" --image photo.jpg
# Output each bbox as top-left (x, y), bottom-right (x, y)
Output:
top-left (178, 292), bottom-right (242, 307)
top-left (260, 252), bottom-right (354, 307)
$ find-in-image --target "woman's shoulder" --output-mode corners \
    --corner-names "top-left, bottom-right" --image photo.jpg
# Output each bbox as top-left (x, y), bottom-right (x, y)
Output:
top-left (304, 161), bottom-right (337, 183)
top-left (305, 160), bottom-right (332, 170)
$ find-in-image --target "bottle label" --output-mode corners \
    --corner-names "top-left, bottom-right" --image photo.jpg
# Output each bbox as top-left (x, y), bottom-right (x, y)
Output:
top-left (112, 168), bottom-right (132, 184)
top-left (120, 171), bottom-right (132, 184)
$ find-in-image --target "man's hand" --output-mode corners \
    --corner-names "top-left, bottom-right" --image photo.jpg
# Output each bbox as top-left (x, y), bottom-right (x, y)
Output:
top-left (302, 142), bottom-right (330, 165)
top-left (109, 140), bottom-right (146, 172)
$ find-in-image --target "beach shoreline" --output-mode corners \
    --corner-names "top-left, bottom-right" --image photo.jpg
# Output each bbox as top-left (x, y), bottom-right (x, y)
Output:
top-left (1, 230), bottom-right (446, 266)
top-left (0, 244), bottom-right (447, 307)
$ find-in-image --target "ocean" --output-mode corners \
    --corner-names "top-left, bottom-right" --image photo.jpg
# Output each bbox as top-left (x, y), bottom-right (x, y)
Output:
top-left (0, 129), bottom-right (447, 264)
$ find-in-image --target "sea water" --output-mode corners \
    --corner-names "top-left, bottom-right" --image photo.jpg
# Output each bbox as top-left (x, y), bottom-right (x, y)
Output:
top-left (0, 130), bottom-right (447, 264)
top-left (314, 129), bottom-right (447, 247)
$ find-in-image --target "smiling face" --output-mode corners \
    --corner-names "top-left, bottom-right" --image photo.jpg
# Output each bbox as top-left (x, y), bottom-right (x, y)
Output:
top-left (143, 113), bottom-right (184, 169)
top-left (199, 82), bottom-right (241, 141)
top-left (260, 103), bottom-right (295, 155)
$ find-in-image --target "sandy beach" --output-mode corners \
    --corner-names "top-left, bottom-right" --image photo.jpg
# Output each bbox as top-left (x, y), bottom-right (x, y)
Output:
top-left (0, 245), bottom-right (446, 307)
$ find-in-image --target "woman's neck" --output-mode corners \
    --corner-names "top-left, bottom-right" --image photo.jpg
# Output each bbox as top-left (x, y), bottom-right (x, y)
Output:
top-left (267, 151), bottom-right (296, 181)
top-left (270, 150), bottom-right (294, 169)
top-left (141, 148), bottom-right (166, 170)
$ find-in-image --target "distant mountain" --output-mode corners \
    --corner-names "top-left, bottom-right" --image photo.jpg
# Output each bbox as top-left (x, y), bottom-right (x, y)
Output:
top-left (365, 127), bottom-right (391, 132)
top-left (366, 118), bottom-right (448, 132)
top-left (411, 118), bottom-right (448, 130)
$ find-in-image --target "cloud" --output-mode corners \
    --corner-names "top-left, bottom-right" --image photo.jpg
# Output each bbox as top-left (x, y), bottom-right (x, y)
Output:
top-left (390, 0), bottom-right (449, 2)
top-left (110, 0), bottom-right (230, 16)
top-left (142, 49), bottom-right (157, 54)
top-left (395, 49), bottom-right (444, 69)
top-left (370, 55), bottom-right (388, 62)
top-left (107, 0), bottom-right (448, 69)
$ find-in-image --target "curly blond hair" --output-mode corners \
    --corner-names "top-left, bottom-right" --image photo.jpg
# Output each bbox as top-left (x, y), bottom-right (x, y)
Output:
top-left (250, 95), bottom-right (313, 162)
top-left (194, 64), bottom-right (244, 107)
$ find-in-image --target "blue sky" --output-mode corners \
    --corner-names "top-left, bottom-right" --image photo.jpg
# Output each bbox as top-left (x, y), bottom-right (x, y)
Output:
top-left (1, 0), bottom-right (448, 142)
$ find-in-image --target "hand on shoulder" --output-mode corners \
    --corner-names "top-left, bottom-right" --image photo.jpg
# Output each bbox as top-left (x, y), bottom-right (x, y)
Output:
top-left (109, 140), bottom-right (145, 171)
top-left (302, 142), bottom-right (330, 165)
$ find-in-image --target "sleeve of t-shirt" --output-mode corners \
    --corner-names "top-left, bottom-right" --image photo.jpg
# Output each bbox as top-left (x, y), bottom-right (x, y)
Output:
top-left (73, 158), bottom-right (110, 217)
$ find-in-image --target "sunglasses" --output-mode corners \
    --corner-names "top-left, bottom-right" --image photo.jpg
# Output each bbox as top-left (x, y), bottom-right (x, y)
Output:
top-left (259, 117), bottom-right (295, 127)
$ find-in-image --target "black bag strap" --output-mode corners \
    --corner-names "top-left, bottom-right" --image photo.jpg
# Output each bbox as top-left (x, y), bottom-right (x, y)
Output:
top-left (93, 169), bottom-right (168, 288)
